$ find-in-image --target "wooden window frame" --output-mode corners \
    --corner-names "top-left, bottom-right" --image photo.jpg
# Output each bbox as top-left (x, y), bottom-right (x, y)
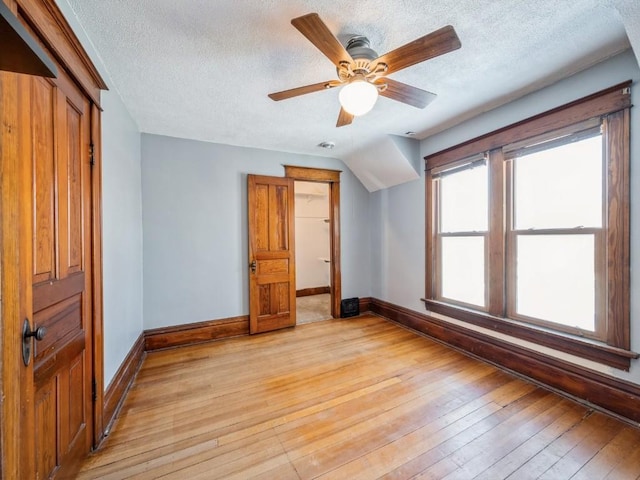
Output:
top-left (505, 125), bottom-right (607, 341)
top-left (432, 158), bottom-right (490, 311)
top-left (424, 82), bottom-right (637, 370)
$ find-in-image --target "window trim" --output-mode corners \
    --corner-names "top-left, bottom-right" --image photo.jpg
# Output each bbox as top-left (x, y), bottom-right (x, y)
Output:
top-left (434, 157), bottom-right (490, 310)
top-left (424, 82), bottom-right (636, 370)
top-left (505, 229), bottom-right (606, 340)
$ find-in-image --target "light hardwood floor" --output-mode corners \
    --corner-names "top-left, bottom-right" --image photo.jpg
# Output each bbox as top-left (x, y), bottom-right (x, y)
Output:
top-left (78, 315), bottom-right (640, 479)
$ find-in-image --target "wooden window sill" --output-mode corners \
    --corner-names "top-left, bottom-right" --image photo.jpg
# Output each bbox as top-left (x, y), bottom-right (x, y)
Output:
top-left (422, 299), bottom-right (638, 370)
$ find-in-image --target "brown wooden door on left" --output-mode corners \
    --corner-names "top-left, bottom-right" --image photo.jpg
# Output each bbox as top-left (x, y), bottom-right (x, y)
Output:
top-left (22, 65), bottom-right (94, 479)
top-left (248, 174), bottom-right (296, 334)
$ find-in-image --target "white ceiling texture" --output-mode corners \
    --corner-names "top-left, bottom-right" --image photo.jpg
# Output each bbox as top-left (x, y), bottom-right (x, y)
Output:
top-left (65, 0), bottom-right (639, 191)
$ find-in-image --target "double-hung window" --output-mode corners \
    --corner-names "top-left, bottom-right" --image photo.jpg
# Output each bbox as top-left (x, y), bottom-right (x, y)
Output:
top-left (433, 156), bottom-right (488, 309)
top-left (506, 121), bottom-right (605, 339)
top-left (425, 83), bottom-right (634, 369)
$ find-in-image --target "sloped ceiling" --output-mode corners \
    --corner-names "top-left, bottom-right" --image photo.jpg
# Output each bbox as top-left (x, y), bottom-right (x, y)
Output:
top-left (63, 0), bottom-right (638, 190)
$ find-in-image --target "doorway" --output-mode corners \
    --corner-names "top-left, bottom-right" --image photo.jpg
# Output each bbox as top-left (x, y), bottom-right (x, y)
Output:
top-left (294, 181), bottom-right (332, 324)
top-left (284, 165), bottom-right (342, 319)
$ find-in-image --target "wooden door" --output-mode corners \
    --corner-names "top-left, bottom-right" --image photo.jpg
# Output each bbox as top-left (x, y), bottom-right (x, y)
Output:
top-left (23, 65), bottom-right (94, 479)
top-left (248, 175), bottom-right (296, 333)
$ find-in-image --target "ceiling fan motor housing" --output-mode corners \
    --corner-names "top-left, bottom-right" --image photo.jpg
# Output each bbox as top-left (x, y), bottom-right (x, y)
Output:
top-left (346, 36), bottom-right (378, 61)
top-left (338, 36), bottom-right (379, 80)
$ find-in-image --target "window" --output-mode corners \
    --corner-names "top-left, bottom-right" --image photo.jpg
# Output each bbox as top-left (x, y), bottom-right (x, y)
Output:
top-left (507, 127), bottom-right (605, 339)
top-left (435, 158), bottom-right (488, 308)
top-left (425, 83), bottom-right (634, 369)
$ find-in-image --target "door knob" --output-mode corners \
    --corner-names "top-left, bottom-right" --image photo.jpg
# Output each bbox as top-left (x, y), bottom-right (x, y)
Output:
top-left (22, 319), bottom-right (46, 366)
top-left (250, 260), bottom-right (257, 273)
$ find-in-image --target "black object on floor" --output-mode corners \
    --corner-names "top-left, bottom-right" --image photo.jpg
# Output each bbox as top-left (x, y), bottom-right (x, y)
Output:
top-left (340, 297), bottom-right (359, 318)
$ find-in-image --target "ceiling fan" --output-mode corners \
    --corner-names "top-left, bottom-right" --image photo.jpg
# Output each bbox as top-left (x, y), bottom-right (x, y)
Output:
top-left (268, 13), bottom-right (461, 127)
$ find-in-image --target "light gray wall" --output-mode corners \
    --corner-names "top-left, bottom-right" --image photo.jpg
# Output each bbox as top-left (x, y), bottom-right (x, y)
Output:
top-left (101, 92), bottom-right (143, 386)
top-left (141, 134), bottom-right (371, 329)
top-left (56, 0), bottom-right (144, 387)
top-left (371, 49), bottom-right (640, 385)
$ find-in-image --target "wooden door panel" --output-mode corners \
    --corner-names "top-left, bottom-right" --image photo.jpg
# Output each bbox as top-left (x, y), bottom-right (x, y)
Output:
top-left (258, 258), bottom-right (289, 275)
top-left (268, 184), bottom-right (290, 252)
top-left (35, 377), bottom-right (58, 480)
top-left (32, 77), bottom-right (56, 284)
top-left (58, 98), bottom-right (84, 279)
top-left (248, 175), bottom-right (296, 334)
top-left (26, 63), bottom-right (93, 479)
top-left (273, 282), bottom-right (290, 314)
top-left (34, 333), bottom-right (85, 389)
top-left (33, 272), bottom-right (85, 313)
top-left (64, 100), bottom-right (83, 276)
top-left (34, 347), bottom-right (87, 480)
top-left (68, 352), bottom-right (86, 445)
top-left (257, 282), bottom-right (291, 317)
top-left (254, 184), bottom-right (270, 251)
top-left (33, 293), bottom-right (82, 361)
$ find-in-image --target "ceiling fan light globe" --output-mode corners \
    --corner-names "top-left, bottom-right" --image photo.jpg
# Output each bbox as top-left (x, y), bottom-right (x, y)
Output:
top-left (339, 80), bottom-right (378, 116)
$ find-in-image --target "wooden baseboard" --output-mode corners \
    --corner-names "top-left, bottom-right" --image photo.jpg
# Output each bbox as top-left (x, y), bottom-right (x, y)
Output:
top-left (296, 286), bottom-right (330, 297)
top-left (359, 297), bottom-right (372, 313)
top-left (144, 315), bottom-right (249, 351)
top-left (370, 298), bottom-right (640, 424)
top-left (103, 333), bottom-right (145, 436)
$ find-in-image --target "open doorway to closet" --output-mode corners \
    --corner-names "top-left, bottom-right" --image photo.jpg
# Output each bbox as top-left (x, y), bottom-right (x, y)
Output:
top-left (284, 165), bottom-right (342, 321)
top-left (295, 181), bottom-right (331, 323)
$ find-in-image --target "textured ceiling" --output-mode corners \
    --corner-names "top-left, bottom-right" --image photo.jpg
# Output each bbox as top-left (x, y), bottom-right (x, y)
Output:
top-left (64, 0), bottom-right (635, 163)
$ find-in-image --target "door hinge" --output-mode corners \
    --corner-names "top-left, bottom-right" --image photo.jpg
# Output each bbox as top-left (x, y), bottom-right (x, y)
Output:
top-left (92, 378), bottom-right (97, 402)
top-left (89, 142), bottom-right (95, 167)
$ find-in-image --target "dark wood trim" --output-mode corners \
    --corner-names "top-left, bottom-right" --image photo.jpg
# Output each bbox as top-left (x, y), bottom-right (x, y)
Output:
top-left (487, 148), bottom-right (505, 316)
top-left (144, 316), bottom-right (249, 351)
top-left (425, 170), bottom-right (435, 300)
top-left (16, 0), bottom-right (107, 105)
top-left (90, 103), bottom-right (105, 447)
top-left (422, 299), bottom-right (637, 370)
top-left (284, 166), bottom-right (342, 319)
top-left (606, 109), bottom-right (630, 349)
top-left (424, 81), bottom-right (631, 171)
top-left (102, 333), bottom-right (145, 438)
top-left (284, 165), bottom-right (341, 183)
top-left (330, 182), bottom-right (342, 319)
top-left (359, 297), bottom-right (372, 313)
top-left (296, 286), bottom-right (330, 297)
top-left (371, 298), bottom-right (640, 423)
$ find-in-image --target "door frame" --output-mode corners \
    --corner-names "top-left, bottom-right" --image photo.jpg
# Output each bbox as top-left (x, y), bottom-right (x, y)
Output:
top-left (284, 165), bottom-right (342, 319)
top-left (0, 0), bottom-right (107, 477)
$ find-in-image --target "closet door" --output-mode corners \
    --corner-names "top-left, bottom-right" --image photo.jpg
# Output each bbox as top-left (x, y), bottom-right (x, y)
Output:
top-left (24, 65), bottom-right (94, 479)
top-left (248, 174), bottom-right (297, 333)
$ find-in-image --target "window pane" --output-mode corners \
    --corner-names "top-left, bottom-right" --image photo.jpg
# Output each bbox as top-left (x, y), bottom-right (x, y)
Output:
top-left (516, 234), bottom-right (595, 331)
top-left (440, 165), bottom-right (488, 232)
top-left (441, 236), bottom-right (485, 307)
top-left (514, 135), bottom-right (602, 229)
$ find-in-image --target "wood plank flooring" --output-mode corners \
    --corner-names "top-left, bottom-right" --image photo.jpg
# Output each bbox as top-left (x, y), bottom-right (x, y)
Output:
top-left (77, 315), bottom-right (640, 479)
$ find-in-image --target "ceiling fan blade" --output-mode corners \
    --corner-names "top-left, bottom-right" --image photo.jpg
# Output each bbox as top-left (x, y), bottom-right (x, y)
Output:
top-left (291, 13), bottom-right (353, 67)
top-left (336, 107), bottom-right (354, 127)
top-left (373, 25), bottom-right (461, 76)
top-left (376, 78), bottom-right (436, 108)
top-left (268, 80), bottom-right (340, 101)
